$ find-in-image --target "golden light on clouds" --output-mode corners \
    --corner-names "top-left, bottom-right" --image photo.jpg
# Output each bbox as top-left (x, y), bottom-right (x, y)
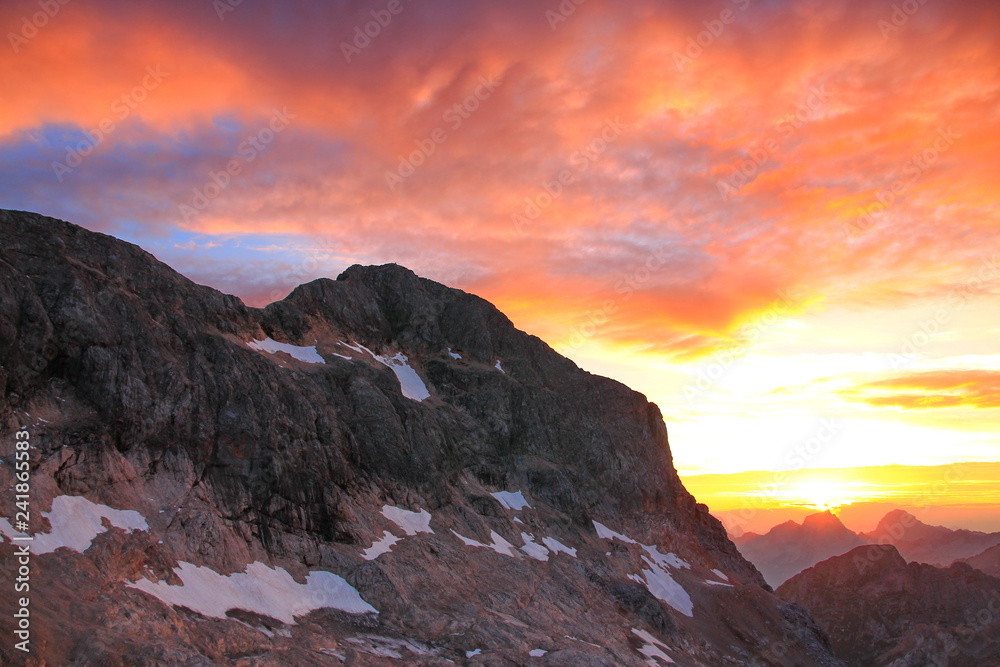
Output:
top-left (2, 0), bottom-right (998, 525)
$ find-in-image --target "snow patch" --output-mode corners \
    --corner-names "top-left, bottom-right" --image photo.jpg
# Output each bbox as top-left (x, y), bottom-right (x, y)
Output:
top-left (452, 530), bottom-right (520, 558)
top-left (342, 341), bottom-right (431, 401)
top-left (129, 561), bottom-right (376, 623)
top-left (491, 490), bottom-right (530, 511)
top-left (247, 338), bottom-right (325, 364)
top-left (592, 520), bottom-right (693, 617)
top-left (381, 505), bottom-right (433, 535)
top-left (0, 495), bottom-right (148, 554)
top-left (541, 536), bottom-right (577, 558)
top-left (593, 521), bottom-right (638, 544)
top-left (342, 634), bottom-right (433, 659)
top-left (641, 544), bottom-right (689, 570)
top-left (362, 531), bottom-right (402, 561)
top-left (711, 568), bottom-right (729, 581)
top-left (466, 649), bottom-right (482, 657)
top-left (520, 533), bottom-right (549, 561)
top-left (494, 360), bottom-right (505, 373)
top-left (704, 580), bottom-right (733, 587)
top-left (632, 628), bottom-right (675, 665)
top-left (529, 649), bottom-right (547, 657)
top-left (374, 352), bottom-right (431, 401)
top-left (639, 558), bottom-right (693, 617)
top-left (447, 347), bottom-right (462, 360)
top-left (339, 341), bottom-right (375, 356)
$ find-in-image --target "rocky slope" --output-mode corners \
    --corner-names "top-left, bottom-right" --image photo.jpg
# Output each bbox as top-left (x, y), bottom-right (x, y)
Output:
top-left (0, 210), bottom-right (844, 665)
top-left (734, 511), bottom-right (865, 587)
top-left (862, 509), bottom-right (1000, 567)
top-left (778, 545), bottom-right (1000, 667)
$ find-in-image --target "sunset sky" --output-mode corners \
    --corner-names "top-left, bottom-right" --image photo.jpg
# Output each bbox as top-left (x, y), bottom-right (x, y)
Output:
top-left (3, 0), bottom-right (998, 530)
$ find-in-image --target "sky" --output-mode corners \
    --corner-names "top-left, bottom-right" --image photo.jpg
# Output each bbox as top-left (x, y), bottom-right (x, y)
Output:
top-left (2, 0), bottom-right (999, 530)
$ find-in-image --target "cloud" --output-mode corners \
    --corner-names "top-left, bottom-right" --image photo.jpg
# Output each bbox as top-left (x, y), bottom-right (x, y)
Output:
top-left (2, 0), bottom-right (999, 358)
top-left (844, 370), bottom-right (1000, 409)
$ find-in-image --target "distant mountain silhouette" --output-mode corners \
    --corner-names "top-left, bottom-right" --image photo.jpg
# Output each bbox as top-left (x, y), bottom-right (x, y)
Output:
top-left (863, 509), bottom-right (1000, 566)
top-left (733, 511), bottom-right (864, 587)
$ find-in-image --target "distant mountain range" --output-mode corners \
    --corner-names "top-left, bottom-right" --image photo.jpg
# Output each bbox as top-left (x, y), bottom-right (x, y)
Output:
top-left (733, 511), bottom-right (865, 587)
top-left (735, 509), bottom-right (1000, 587)
top-left (778, 545), bottom-right (1000, 666)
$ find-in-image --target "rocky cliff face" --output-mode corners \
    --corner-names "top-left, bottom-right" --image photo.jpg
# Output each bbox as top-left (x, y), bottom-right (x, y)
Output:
top-left (778, 545), bottom-right (1000, 667)
top-left (0, 210), bottom-right (843, 666)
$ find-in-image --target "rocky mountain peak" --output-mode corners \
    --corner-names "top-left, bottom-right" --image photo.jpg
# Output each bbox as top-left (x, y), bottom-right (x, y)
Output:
top-left (801, 511), bottom-right (851, 533)
top-left (0, 210), bottom-right (846, 665)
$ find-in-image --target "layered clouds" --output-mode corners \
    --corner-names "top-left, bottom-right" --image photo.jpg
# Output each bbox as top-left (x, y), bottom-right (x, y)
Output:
top-left (3, 0), bottom-right (999, 474)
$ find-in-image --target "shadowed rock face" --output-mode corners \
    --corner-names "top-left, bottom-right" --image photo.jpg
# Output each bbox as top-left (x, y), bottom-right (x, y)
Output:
top-left (0, 210), bottom-right (844, 665)
top-left (778, 545), bottom-right (1000, 667)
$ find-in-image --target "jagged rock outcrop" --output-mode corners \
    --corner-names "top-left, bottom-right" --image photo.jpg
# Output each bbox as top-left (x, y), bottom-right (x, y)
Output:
top-left (778, 545), bottom-right (1000, 667)
top-left (0, 210), bottom-right (844, 665)
top-left (734, 511), bottom-right (865, 587)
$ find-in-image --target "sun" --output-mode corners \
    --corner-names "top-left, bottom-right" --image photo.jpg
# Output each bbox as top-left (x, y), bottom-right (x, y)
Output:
top-left (792, 480), bottom-right (850, 511)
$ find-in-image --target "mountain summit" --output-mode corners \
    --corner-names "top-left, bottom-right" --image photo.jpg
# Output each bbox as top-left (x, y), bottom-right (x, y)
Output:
top-left (863, 508), bottom-right (1000, 565)
top-left (0, 211), bottom-right (844, 665)
top-left (734, 511), bottom-right (864, 587)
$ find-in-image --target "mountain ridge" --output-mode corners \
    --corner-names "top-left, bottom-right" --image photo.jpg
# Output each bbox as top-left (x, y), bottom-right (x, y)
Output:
top-left (733, 510), bottom-right (864, 587)
top-left (778, 544), bottom-right (1000, 666)
top-left (0, 210), bottom-right (844, 665)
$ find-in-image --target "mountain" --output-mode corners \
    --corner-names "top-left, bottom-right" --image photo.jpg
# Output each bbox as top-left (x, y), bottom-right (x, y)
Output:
top-left (0, 210), bottom-right (845, 665)
top-left (733, 511), bottom-right (865, 587)
top-left (863, 509), bottom-right (1000, 566)
top-left (778, 545), bottom-right (1000, 666)
top-left (958, 543), bottom-right (1000, 578)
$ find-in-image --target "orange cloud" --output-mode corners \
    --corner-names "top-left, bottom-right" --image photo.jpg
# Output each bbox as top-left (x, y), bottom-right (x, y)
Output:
top-left (845, 370), bottom-right (1000, 409)
top-left (2, 0), bottom-right (999, 361)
